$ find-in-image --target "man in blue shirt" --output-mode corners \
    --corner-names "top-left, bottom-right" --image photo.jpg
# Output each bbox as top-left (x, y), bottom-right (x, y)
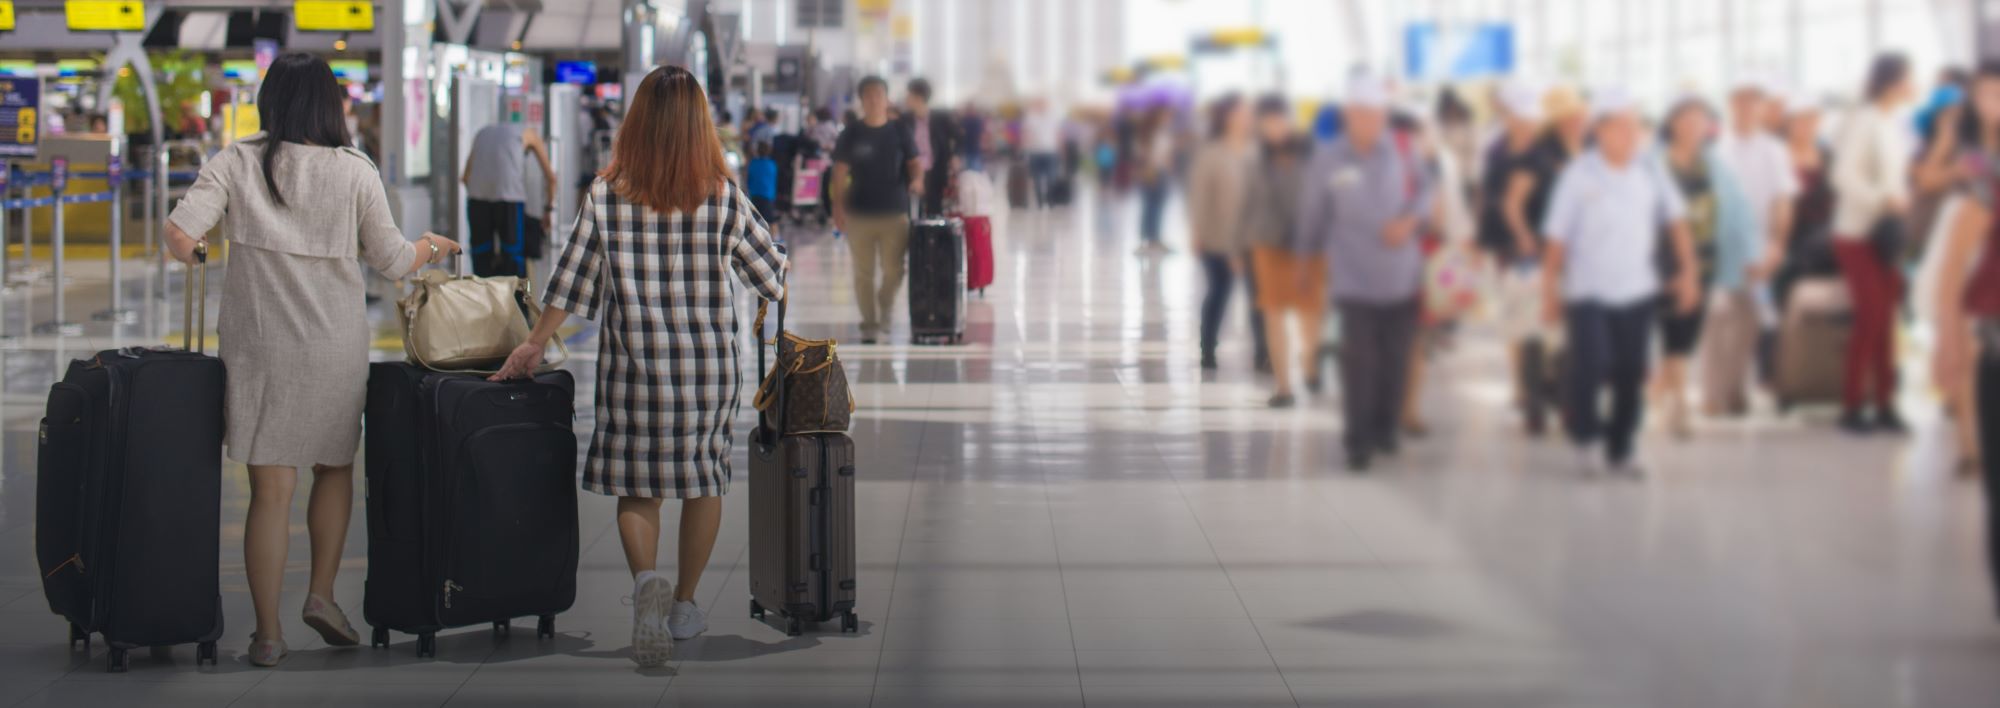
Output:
top-left (1294, 75), bottom-right (1434, 471)
top-left (1540, 89), bottom-right (1700, 476)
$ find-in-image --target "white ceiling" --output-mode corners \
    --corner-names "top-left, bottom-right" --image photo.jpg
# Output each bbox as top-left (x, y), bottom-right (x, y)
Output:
top-left (514, 0), bottom-right (625, 51)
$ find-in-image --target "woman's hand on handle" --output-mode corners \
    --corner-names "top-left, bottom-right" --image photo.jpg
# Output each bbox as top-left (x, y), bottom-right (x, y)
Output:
top-left (490, 307), bottom-right (572, 381)
top-left (489, 340), bottom-right (547, 381)
top-left (417, 233), bottom-right (464, 267)
top-left (165, 223), bottom-right (206, 266)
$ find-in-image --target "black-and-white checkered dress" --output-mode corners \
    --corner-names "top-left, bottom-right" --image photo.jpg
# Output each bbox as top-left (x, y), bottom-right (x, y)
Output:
top-left (544, 179), bottom-right (787, 499)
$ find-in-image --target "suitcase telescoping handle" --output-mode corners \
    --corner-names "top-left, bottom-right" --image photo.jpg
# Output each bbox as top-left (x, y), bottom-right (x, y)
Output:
top-left (181, 242), bottom-right (208, 354)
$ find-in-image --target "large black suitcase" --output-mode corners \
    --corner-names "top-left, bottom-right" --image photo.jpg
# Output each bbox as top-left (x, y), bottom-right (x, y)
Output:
top-left (362, 362), bottom-right (580, 657)
top-left (37, 248), bottom-right (225, 672)
top-left (907, 217), bottom-right (967, 344)
top-left (748, 297), bottom-right (859, 636)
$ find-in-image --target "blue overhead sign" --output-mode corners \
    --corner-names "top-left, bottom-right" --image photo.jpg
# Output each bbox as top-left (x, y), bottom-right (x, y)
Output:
top-left (1404, 22), bottom-right (1514, 80)
top-left (0, 77), bottom-right (39, 158)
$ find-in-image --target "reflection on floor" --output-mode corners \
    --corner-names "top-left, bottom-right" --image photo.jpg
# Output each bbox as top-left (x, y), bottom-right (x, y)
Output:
top-left (0, 189), bottom-right (1995, 708)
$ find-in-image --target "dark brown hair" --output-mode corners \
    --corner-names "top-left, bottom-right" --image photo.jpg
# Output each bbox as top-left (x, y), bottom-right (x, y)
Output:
top-left (600, 65), bottom-right (730, 214)
top-left (1864, 52), bottom-right (1910, 102)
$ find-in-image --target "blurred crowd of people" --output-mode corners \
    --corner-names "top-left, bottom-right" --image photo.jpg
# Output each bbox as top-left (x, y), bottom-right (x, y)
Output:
top-left (1080, 52), bottom-right (2000, 485)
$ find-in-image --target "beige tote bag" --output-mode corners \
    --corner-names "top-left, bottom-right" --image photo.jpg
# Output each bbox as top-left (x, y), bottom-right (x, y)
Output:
top-left (398, 271), bottom-right (567, 373)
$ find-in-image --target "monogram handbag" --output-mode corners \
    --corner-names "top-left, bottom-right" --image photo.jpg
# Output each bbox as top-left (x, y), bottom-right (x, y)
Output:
top-left (398, 271), bottom-right (567, 373)
top-left (753, 296), bottom-right (854, 435)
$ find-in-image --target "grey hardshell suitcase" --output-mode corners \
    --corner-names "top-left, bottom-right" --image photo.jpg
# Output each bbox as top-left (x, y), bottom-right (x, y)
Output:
top-left (747, 295), bottom-right (859, 635)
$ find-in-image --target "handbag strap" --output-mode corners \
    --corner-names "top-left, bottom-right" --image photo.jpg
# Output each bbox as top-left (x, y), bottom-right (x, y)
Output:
top-left (754, 293), bottom-right (789, 439)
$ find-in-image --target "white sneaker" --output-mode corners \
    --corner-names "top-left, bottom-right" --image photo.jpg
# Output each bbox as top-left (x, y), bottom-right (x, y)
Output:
top-left (631, 577), bottom-right (675, 668)
top-left (667, 600), bottom-right (708, 640)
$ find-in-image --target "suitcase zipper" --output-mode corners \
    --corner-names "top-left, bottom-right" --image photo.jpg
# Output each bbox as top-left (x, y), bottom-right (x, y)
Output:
top-left (443, 580), bottom-right (463, 609)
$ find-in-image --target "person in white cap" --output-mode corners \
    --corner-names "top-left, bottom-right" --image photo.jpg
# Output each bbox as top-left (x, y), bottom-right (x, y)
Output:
top-left (1540, 88), bottom-right (1700, 476)
top-left (1478, 78), bottom-right (1558, 265)
top-left (1295, 73), bottom-right (1435, 471)
top-left (1478, 78), bottom-right (1567, 434)
top-left (1727, 78), bottom-right (1801, 282)
top-left (1712, 78), bottom-right (1801, 416)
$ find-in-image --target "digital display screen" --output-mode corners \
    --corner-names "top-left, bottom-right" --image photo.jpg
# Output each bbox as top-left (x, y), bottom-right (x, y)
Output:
top-left (328, 60), bottom-right (368, 83)
top-left (556, 61), bottom-right (596, 85)
top-left (222, 60), bottom-right (260, 82)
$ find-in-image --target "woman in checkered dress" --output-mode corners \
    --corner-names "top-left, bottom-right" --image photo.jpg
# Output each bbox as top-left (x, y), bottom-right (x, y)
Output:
top-left (492, 66), bottom-right (786, 665)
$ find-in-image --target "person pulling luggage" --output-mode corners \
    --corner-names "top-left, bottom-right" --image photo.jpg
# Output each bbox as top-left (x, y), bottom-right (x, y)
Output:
top-left (831, 75), bottom-right (922, 344)
top-left (164, 53), bottom-right (462, 667)
top-left (492, 65), bottom-right (788, 669)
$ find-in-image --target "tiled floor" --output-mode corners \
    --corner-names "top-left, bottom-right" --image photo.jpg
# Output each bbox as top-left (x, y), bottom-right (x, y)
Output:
top-left (1, 187), bottom-right (1998, 707)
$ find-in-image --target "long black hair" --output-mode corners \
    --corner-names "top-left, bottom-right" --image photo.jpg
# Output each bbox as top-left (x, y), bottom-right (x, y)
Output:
top-left (1864, 52), bottom-right (1911, 103)
top-left (256, 53), bottom-right (351, 206)
top-left (1957, 60), bottom-right (2000, 146)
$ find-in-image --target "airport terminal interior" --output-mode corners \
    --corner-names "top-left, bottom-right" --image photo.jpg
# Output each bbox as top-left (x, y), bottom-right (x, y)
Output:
top-left (1, 0), bottom-right (1998, 706)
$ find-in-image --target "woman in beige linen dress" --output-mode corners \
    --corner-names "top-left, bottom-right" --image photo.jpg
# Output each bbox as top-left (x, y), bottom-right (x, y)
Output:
top-left (164, 54), bottom-right (460, 667)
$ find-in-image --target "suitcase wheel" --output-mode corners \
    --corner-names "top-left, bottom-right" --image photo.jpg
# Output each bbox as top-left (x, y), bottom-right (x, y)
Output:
top-left (785, 617), bottom-right (804, 637)
top-left (749, 599), bottom-right (765, 620)
top-left (105, 647), bottom-right (128, 673)
top-left (493, 620), bottom-right (511, 638)
top-left (371, 626), bottom-right (389, 649)
top-left (416, 632), bottom-right (437, 658)
top-left (68, 623), bottom-right (88, 653)
top-left (840, 612), bottom-right (858, 634)
top-left (196, 641), bottom-right (218, 667)
top-left (537, 615), bottom-right (556, 640)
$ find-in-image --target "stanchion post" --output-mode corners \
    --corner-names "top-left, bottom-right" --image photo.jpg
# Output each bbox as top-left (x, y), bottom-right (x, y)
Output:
top-left (0, 162), bottom-right (10, 295)
top-left (94, 153), bottom-right (132, 324)
top-left (140, 147), bottom-right (154, 257)
top-left (7, 164), bottom-right (33, 286)
top-left (35, 157), bottom-right (78, 336)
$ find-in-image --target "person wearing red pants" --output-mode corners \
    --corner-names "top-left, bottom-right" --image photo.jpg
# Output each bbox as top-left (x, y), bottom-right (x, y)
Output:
top-left (1830, 53), bottom-right (1918, 433)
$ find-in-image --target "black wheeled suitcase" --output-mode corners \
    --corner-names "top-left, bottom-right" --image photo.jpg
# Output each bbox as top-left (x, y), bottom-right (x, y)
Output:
top-left (748, 297), bottom-right (860, 636)
top-left (37, 246), bottom-right (225, 672)
top-left (1517, 335), bottom-right (1568, 437)
top-left (907, 217), bottom-right (967, 344)
top-left (362, 362), bottom-right (580, 657)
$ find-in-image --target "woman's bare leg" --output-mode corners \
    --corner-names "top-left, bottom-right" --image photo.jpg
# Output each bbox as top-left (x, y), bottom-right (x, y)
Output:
top-left (617, 497), bottom-right (665, 577)
top-left (1263, 307), bottom-right (1292, 395)
top-left (675, 496), bottom-right (724, 602)
top-left (1659, 357), bottom-right (1690, 437)
top-left (305, 464), bottom-right (353, 601)
top-left (1299, 308), bottom-right (1326, 389)
top-left (246, 465), bottom-right (299, 640)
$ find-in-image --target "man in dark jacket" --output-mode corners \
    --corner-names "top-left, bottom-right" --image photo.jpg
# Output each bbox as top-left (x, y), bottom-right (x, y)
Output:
top-left (898, 78), bottom-right (961, 216)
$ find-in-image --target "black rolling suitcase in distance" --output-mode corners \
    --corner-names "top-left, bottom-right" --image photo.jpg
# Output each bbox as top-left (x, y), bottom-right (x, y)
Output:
top-left (907, 216), bottom-right (967, 344)
top-left (748, 296), bottom-right (860, 636)
top-left (362, 362), bottom-right (580, 657)
top-left (37, 246), bottom-right (225, 672)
